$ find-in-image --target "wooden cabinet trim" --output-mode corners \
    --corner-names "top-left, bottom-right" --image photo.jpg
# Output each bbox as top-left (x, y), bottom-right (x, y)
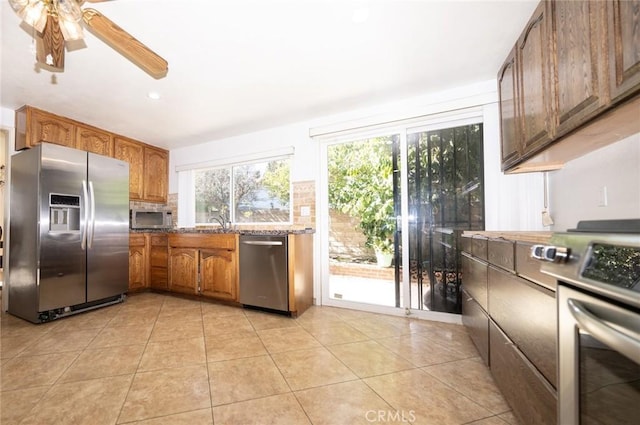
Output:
top-left (168, 233), bottom-right (237, 250)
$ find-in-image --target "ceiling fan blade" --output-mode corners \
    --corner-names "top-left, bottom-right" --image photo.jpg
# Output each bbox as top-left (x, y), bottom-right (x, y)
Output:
top-left (82, 8), bottom-right (168, 78)
top-left (36, 15), bottom-right (65, 71)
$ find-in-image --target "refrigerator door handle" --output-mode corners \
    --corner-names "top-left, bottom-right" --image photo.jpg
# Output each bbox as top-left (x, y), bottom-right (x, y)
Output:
top-left (88, 180), bottom-right (96, 249)
top-left (81, 180), bottom-right (89, 250)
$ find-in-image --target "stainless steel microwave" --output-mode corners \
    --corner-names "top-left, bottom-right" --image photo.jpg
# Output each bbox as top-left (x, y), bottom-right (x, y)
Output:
top-left (130, 208), bottom-right (172, 229)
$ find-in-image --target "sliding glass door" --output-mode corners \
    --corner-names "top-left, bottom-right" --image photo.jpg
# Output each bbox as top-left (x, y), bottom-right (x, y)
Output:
top-left (321, 118), bottom-right (484, 316)
top-left (326, 134), bottom-right (401, 308)
top-left (407, 124), bottom-right (484, 313)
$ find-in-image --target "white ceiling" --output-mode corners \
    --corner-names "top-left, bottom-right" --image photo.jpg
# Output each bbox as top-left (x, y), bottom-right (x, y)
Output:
top-left (1, 0), bottom-right (538, 151)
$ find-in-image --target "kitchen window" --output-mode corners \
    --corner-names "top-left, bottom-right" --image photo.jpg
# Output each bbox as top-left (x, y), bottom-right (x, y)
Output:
top-left (180, 156), bottom-right (292, 227)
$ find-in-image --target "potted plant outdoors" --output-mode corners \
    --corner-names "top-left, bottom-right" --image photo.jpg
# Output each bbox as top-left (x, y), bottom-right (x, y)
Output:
top-left (361, 204), bottom-right (395, 268)
top-left (371, 234), bottom-right (394, 268)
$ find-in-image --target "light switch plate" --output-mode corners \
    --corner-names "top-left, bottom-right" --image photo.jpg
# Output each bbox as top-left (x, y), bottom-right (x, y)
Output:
top-left (300, 206), bottom-right (311, 216)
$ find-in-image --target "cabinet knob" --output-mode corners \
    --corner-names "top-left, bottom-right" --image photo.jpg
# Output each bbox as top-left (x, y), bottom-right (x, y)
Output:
top-left (531, 244), bottom-right (570, 263)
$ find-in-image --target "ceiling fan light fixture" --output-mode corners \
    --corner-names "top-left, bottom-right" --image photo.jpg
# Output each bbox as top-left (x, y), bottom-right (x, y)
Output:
top-left (58, 16), bottom-right (84, 40)
top-left (22, 0), bottom-right (49, 33)
top-left (8, 0), bottom-right (30, 14)
top-left (54, 0), bottom-right (82, 22)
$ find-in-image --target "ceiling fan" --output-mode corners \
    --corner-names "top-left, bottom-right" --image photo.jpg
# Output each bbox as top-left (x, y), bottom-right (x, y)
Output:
top-left (8, 0), bottom-right (168, 78)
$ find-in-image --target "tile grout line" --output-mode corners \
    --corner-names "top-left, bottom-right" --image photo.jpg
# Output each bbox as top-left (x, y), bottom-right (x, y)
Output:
top-left (114, 297), bottom-right (162, 425)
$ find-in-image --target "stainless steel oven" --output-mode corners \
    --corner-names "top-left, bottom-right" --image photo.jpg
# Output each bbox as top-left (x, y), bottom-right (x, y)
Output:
top-left (532, 219), bottom-right (640, 425)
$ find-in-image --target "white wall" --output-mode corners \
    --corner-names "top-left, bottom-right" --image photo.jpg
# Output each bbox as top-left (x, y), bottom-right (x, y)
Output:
top-left (170, 80), bottom-right (545, 231)
top-left (548, 132), bottom-right (640, 231)
top-left (482, 103), bottom-right (545, 231)
top-left (1, 107), bottom-right (15, 128)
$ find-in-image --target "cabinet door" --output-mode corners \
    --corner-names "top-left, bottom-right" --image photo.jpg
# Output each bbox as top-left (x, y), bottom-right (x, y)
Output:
top-left (552, 0), bottom-right (608, 138)
top-left (113, 137), bottom-right (144, 200)
top-left (608, 0), bottom-right (640, 103)
top-left (129, 245), bottom-right (148, 291)
top-left (200, 249), bottom-right (237, 301)
top-left (76, 124), bottom-right (113, 156)
top-left (128, 233), bottom-right (148, 291)
top-left (143, 147), bottom-right (168, 203)
top-left (168, 248), bottom-right (199, 295)
top-left (30, 109), bottom-right (75, 148)
top-left (518, 1), bottom-right (553, 156)
top-left (498, 46), bottom-right (521, 170)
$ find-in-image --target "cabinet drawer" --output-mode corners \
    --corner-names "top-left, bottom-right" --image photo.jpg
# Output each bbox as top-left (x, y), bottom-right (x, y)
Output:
top-left (488, 266), bottom-right (557, 387)
top-left (129, 233), bottom-right (146, 247)
top-left (462, 253), bottom-right (488, 310)
top-left (460, 235), bottom-right (472, 254)
top-left (168, 233), bottom-right (237, 250)
top-left (488, 239), bottom-right (515, 272)
top-left (150, 268), bottom-right (168, 290)
top-left (471, 236), bottom-right (488, 261)
top-left (462, 290), bottom-right (489, 366)
top-left (489, 321), bottom-right (556, 425)
top-left (150, 234), bottom-right (168, 246)
top-left (150, 248), bottom-right (167, 267)
top-left (515, 242), bottom-right (556, 291)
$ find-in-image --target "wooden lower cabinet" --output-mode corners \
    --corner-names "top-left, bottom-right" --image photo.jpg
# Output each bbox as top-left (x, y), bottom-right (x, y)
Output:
top-left (462, 233), bottom-right (557, 424)
top-left (129, 233), bottom-right (168, 291)
top-left (490, 321), bottom-right (557, 425)
top-left (167, 234), bottom-right (239, 301)
top-left (488, 266), bottom-right (557, 387)
top-left (128, 234), bottom-right (148, 291)
top-left (461, 289), bottom-right (489, 366)
top-left (200, 249), bottom-right (237, 301)
top-left (168, 248), bottom-right (199, 295)
top-left (149, 234), bottom-right (168, 290)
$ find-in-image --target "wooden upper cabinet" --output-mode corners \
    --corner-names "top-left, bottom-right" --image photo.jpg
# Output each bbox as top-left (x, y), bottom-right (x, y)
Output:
top-left (517, 1), bottom-right (553, 156)
top-left (75, 124), bottom-right (113, 156)
top-left (200, 249), bottom-right (237, 301)
top-left (113, 137), bottom-right (144, 200)
top-left (15, 105), bottom-right (169, 204)
top-left (551, 0), bottom-right (608, 138)
top-left (607, 0), bottom-right (640, 103)
top-left (498, 46), bottom-right (521, 170)
top-left (15, 106), bottom-right (75, 150)
top-left (143, 147), bottom-right (168, 204)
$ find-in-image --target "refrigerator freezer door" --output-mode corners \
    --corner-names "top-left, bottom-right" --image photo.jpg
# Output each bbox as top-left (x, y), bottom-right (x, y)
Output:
top-left (86, 153), bottom-right (129, 302)
top-left (39, 144), bottom-right (88, 311)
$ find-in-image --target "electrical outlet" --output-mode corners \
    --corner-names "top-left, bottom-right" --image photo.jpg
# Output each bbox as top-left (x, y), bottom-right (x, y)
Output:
top-left (300, 206), bottom-right (311, 217)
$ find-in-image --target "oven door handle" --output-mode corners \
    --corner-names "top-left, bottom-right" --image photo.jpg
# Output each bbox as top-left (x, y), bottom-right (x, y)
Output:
top-left (567, 298), bottom-right (640, 364)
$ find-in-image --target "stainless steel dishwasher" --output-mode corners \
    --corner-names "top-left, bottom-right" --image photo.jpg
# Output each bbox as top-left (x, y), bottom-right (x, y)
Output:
top-left (239, 234), bottom-right (289, 312)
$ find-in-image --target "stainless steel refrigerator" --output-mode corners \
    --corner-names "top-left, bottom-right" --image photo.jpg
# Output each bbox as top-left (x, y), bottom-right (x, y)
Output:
top-left (9, 143), bottom-right (129, 323)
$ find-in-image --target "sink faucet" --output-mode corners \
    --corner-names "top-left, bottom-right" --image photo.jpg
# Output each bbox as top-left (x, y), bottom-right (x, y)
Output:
top-left (212, 210), bottom-right (230, 230)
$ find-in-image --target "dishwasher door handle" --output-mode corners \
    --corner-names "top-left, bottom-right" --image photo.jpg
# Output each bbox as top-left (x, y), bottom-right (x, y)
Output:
top-left (242, 240), bottom-right (284, 246)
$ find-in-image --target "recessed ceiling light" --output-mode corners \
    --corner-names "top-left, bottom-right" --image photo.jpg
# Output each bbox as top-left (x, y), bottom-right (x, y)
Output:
top-left (352, 7), bottom-right (369, 24)
top-left (147, 91), bottom-right (161, 100)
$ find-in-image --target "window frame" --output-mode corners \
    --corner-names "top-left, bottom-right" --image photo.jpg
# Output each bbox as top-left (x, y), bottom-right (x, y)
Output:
top-left (180, 154), bottom-right (293, 228)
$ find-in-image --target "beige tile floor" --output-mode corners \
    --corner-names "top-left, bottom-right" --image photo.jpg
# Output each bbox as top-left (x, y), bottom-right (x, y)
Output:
top-left (0, 292), bottom-right (522, 425)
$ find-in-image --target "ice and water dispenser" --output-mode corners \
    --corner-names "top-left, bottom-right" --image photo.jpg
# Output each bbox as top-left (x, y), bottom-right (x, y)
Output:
top-left (49, 194), bottom-right (81, 232)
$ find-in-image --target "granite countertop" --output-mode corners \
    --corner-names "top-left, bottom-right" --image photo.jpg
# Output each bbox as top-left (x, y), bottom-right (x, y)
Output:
top-left (131, 227), bottom-right (315, 235)
top-left (462, 230), bottom-right (553, 244)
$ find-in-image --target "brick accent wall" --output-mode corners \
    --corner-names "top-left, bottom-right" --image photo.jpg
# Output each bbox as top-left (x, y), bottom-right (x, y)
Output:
top-left (330, 260), bottom-right (395, 280)
top-left (329, 210), bottom-right (374, 262)
top-left (292, 180), bottom-right (315, 228)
